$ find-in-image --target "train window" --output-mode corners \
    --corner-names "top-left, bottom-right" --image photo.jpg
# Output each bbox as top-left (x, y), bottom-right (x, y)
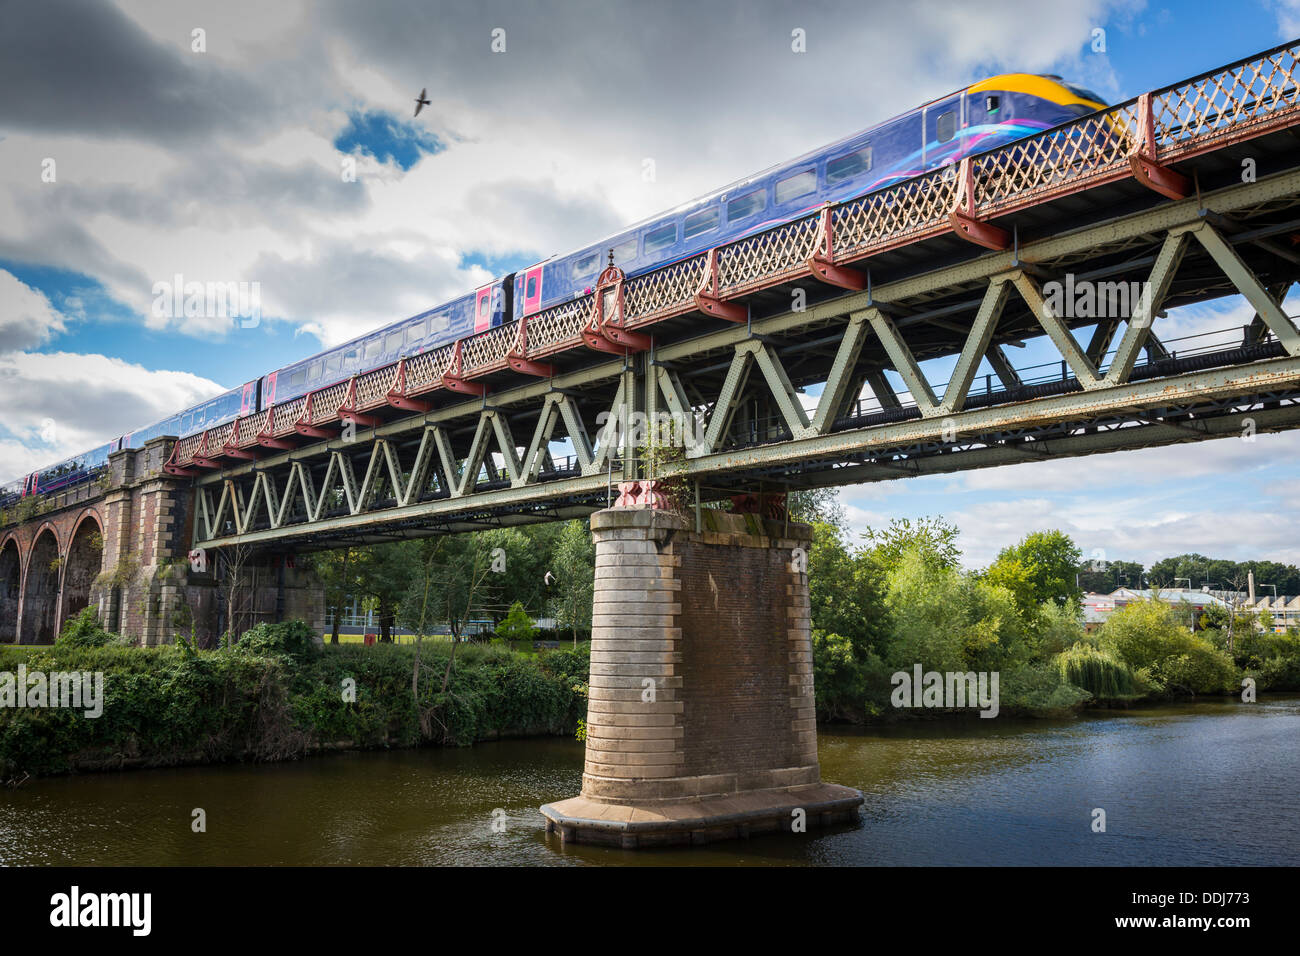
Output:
top-left (405, 322), bottom-right (423, 346)
top-left (985, 95), bottom-right (1000, 113)
top-left (430, 313), bottom-right (448, 333)
top-left (644, 222), bottom-right (677, 254)
top-left (775, 169), bottom-right (815, 205)
top-left (611, 238), bottom-right (637, 266)
top-left (526, 275), bottom-right (538, 299)
top-left (683, 207), bottom-right (719, 240)
top-left (826, 146), bottom-right (874, 184)
top-left (573, 253), bottom-right (599, 278)
top-left (364, 338), bottom-right (381, 360)
top-left (290, 369), bottom-right (306, 387)
top-left (726, 189), bottom-right (765, 222)
top-left (308, 360), bottom-right (323, 381)
top-left (384, 331), bottom-right (402, 353)
top-left (326, 355), bottom-right (341, 376)
top-left (343, 348), bottom-right (358, 369)
top-left (936, 111), bottom-right (957, 144)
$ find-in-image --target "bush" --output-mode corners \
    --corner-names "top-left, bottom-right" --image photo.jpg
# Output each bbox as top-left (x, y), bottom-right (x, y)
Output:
top-left (55, 607), bottom-right (125, 648)
top-left (1100, 600), bottom-right (1236, 695)
top-left (234, 620), bottom-right (320, 662)
top-left (1055, 642), bottom-right (1140, 700)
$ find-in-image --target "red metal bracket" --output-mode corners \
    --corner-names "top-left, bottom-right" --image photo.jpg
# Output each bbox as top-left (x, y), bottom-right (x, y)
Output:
top-left (1129, 91), bottom-right (1191, 200)
top-left (386, 357), bottom-right (433, 412)
top-left (636, 479), bottom-right (668, 510)
top-left (614, 480), bottom-right (640, 507)
top-left (694, 248), bottom-right (748, 322)
top-left (441, 340), bottom-right (490, 395)
top-left (221, 416), bottom-right (260, 460)
top-left (506, 315), bottom-right (556, 377)
top-left (162, 442), bottom-right (197, 477)
top-left (295, 391), bottom-right (338, 439)
top-left (191, 431), bottom-right (222, 470)
top-left (256, 404), bottom-right (297, 450)
top-left (807, 206), bottom-right (868, 290)
top-left (338, 377), bottom-right (383, 427)
top-left (949, 157), bottom-right (1011, 250)
top-left (584, 264), bottom-right (651, 353)
top-left (730, 491), bottom-right (787, 519)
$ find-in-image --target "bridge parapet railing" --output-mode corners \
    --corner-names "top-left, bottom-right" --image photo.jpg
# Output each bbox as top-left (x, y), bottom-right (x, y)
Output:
top-left (404, 343), bottom-right (455, 396)
top-left (623, 253), bottom-right (708, 325)
top-left (460, 323), bottom-right (518, 377)
top-left (1155, 43), bottom-right (1300, 154)
top-left (267, 398), bottom-right (306, 437)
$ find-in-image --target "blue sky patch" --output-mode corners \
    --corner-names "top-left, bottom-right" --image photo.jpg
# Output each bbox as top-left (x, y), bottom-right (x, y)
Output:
top-left (334, 110), bottom-right (443, 170)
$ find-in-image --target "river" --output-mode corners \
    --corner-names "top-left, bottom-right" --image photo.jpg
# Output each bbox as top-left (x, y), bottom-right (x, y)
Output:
top-left (2, 696), bottom-right (1297, 866)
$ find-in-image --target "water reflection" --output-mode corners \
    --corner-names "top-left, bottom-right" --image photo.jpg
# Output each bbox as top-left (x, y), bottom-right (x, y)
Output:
top-left (1, 697), bottom-right (1296, 866)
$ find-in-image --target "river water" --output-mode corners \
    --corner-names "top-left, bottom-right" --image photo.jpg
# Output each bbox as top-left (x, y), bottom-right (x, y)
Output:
top-left (2, 696), bottom-right (1297, 866)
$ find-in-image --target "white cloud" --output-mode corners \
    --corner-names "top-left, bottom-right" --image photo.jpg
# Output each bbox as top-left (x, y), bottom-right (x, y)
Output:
top-left (0, 270), bottom-right (67, 350)
top-left (0, 351), bottom-right (225, 483)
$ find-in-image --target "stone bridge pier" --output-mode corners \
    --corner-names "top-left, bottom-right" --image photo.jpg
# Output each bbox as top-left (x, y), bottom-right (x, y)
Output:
top-left (1, 436), bottom-right (324, 646)
top-left (542, 504), bottom-right (863, 848)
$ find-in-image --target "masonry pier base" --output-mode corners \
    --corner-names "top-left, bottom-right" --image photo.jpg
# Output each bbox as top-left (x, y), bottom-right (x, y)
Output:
top-left (540, 506), bottom-right (863, 848)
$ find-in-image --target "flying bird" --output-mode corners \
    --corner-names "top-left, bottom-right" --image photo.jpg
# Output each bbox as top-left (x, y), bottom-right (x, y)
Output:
top-left (413, 87), bottom-right (430, 117)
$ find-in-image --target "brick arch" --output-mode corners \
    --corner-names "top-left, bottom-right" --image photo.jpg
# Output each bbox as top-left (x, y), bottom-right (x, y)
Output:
top-left (20, 527), bottom-right (60, 644)
top-left (60, 511), bottom-right (105, 633)
top-left (0, 536), bottom-right (20, 643)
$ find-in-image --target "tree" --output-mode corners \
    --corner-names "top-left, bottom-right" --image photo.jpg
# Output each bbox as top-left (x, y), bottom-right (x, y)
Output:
top-left (549, 519), bottom-right (594, 646)
top-left (862, 516), bottom-right (961, 573)
top-left (354, 541), bottom-right (419, 642)
top-left (309, 546), bottom-right (362, 644)
top-left (986, 530), bottom-right (1082, 609)
top-left (216, 543), bottom-right (257, 646)
top-left (788, 488), bottom-right (846, 529)
top-left (496, 601), bottom-right (538, 644)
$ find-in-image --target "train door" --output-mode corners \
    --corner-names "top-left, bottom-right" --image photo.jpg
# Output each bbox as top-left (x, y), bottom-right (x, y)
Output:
top-left (474, 285), bottom-right (493, 333)
top-left (922, 95), bottom-right (963, 170)
top-left (241, 381), bottom-right (257, 415)
top-left (262, 373), bottom-right (277, 407)
top-left (522, 265), bottom-right (544, 316)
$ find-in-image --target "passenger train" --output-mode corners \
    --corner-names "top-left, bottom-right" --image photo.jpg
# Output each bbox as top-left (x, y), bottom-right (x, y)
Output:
top-left (0, 73), bottom-right (1106, 511)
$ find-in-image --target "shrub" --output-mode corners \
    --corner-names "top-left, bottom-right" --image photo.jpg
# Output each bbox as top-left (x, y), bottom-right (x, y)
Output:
top-left (1055, 642), bottom-right (1140, 700)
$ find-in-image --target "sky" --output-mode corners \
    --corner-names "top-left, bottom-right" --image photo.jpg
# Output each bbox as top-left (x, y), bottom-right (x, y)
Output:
top-left (1, 0), bottom-right (1299, 570)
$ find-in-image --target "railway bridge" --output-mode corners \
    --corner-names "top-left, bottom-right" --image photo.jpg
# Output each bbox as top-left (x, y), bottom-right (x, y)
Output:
top-left (4, 42), bottom-right (1300, 844)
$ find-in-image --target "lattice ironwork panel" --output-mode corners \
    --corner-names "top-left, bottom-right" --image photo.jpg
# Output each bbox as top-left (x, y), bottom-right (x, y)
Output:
top-left (833, 168), bottom-right (959, 259)
top-left (406, 344), bottom-right (455, 395)
top-left (462, 323), bottom-right (516, 373)
top-left (624, 253), bottom-right (708, 323)
top-left (975, 106), bottom-right (1138, 217)
top-left (351, 365), bottom-right (396, 411)
top-left (527, 295), bottom-right (592, 357)
top-left (172, 434), bottom-right (203, 464)
top-left (309, 382), bottom-right (349, 423)
top-left (1156, 43), bottom-right (1300, 150)
top-left (269, 398), bottom-right (306, 436)
top-left (718, 216), bottom-right (820, 294)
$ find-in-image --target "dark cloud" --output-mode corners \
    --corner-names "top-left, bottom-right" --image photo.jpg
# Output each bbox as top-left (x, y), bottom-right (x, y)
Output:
top-left (0, 0), bottom-right (274, 141)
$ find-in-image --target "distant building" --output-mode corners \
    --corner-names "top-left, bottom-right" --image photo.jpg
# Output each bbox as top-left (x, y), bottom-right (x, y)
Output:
top-left (1082, 587), bottom-right (1236, 631)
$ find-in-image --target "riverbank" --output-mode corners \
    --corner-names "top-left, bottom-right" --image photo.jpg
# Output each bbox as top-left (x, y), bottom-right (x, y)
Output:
top-left (0, 622), bottom-right (589, 782)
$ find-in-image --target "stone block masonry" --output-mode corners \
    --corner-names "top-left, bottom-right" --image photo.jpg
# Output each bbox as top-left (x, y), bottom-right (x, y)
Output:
top-left (542, 506), bottom-right (863, 848)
